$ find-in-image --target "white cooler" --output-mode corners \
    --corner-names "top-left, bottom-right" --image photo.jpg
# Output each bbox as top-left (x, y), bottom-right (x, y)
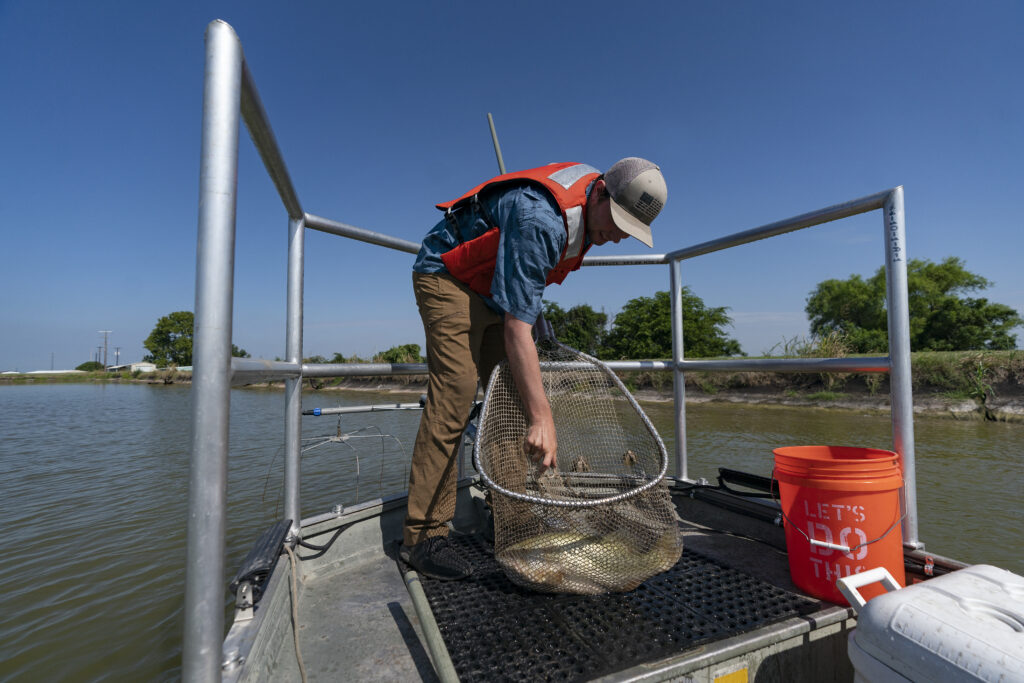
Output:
top-left (841, 564), bottom-right (1024, 682)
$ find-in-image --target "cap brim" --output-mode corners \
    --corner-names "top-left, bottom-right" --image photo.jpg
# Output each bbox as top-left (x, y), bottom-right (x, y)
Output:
top-left (609, 199), bottom-right (654, 248)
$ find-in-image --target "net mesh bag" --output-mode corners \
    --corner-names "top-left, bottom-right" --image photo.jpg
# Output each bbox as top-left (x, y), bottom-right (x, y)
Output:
top-left (474, 337), bottom-right (682, 594)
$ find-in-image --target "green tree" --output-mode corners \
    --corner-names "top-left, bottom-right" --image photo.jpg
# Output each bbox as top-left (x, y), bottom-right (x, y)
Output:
top-left (374, 344), bottom-right (424, 363)
top-left (806, 257), bottom-right (1022, 352)
top-left (76, 361), bottom-right (104, 371)
top-left (802, 274), bottom-right (888, 352)
top-left (601, 289), bottom-right (743, 359)
top-left (144, 311), bottom-right (250, 367)
top-left (143, 311), bottom-right (194, 367)
top-left (542, 301), bottom-right (608, 355)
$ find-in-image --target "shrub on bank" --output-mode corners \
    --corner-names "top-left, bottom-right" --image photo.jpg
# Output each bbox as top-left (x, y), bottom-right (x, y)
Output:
top-left (911, 350), bottom-right (1022, 401)
top-left (618, 349), bottom-right (1022, 400)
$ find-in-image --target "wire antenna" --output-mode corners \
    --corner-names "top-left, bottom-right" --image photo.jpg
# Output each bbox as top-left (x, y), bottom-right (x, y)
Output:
top-left (487, 113), bottom-right (507, 175)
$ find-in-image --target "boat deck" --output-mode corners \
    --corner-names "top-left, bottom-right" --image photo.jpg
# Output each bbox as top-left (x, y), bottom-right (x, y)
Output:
top-left (224, 482), bottom-right (860, 682)
top-left (406, 534), bottom-right (823, 681)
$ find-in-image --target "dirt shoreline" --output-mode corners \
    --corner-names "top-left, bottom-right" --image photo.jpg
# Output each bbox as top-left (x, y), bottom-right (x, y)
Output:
top-left (261, 377), bottom-right (1024, 423)
top-left (637, 388), bottom-right (1024, 423)
top-left (7, 375), bottom-right (1021, 422)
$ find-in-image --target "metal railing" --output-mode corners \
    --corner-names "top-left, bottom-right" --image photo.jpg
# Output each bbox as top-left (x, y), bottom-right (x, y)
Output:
top-left (186, 19), bottom-right (919, 681)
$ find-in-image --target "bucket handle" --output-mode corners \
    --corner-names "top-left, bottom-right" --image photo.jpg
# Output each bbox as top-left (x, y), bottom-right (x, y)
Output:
top-left (770, 469), bottom-right (907, 556)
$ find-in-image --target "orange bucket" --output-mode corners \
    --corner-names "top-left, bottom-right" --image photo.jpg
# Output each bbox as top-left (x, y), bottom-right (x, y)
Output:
top-left (773, 446), bottom-right (906, 605)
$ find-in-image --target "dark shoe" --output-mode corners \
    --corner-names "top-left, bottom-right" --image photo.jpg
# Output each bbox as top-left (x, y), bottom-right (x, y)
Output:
top-left (481, 510), bottom-right (495, 545)
top-left (399, 536), bottom-right (472, 581)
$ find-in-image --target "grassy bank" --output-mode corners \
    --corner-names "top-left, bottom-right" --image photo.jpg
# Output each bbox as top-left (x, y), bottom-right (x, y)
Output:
top-left (619, 350), bottom-right (1022, 397)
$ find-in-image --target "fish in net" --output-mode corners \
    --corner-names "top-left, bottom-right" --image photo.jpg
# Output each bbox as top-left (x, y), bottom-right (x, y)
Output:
top-left (474, 336), bottom-right (682, 594)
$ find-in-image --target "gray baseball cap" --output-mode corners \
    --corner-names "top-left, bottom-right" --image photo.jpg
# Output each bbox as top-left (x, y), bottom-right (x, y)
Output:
top-left (604, 157), bottom-right (667, 248)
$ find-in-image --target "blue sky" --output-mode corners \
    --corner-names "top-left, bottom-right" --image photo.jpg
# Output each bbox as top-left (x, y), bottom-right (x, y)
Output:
top-left (1, 1), bottom-right (1021, 370)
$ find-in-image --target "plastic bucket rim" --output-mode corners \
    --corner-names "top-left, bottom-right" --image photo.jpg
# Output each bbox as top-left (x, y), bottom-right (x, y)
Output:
top-left (773, 445), bottom-right (898, 464)
top-left (773, 445), bottom-right (902, 488)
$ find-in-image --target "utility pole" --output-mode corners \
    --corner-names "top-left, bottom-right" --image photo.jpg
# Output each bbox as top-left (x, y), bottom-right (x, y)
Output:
top-left (97, 346), bottom-right (103, 364)
top-left (98, 330), bottom-right (111, 369)
top-left (114, 347), bottom-right (121, 367)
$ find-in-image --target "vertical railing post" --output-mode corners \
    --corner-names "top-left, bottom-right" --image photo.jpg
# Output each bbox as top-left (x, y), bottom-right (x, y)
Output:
top-left (284, 215), bottom-right (305, 539)
top-left (669, 259), bottom-right (688, 480)
top-left (185, 19), bottom-right (242, 682)
top-left (882, 186), bottom-right (920, 548)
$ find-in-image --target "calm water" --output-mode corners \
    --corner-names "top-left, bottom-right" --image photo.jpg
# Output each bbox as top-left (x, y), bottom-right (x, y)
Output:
top-left (1, 383), bottom-right (1021, 681)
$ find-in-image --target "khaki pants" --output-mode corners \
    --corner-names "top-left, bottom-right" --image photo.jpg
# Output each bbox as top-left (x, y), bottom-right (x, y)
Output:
top-left (403, 271), bottom-right (506, 546)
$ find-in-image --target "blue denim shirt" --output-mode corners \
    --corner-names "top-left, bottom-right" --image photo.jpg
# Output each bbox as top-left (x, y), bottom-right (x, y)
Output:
top-left (414, 182), bottom-right (588, 324)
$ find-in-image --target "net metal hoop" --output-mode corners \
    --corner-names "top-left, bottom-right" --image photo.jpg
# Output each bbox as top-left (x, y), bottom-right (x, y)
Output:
top-left (473, 342), bottom-right (670, 509)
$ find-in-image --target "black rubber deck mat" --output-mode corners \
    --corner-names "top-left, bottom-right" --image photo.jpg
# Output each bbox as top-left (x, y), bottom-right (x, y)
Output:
top-left (399, 533), bottom-right (822, 682)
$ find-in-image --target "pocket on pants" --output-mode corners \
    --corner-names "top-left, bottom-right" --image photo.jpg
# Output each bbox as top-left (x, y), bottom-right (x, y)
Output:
top-left (414, 272), bottom-right (472, 329)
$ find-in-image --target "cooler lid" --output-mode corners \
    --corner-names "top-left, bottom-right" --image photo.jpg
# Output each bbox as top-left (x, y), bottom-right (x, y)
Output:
top-left (851, 564), bottom-right (1024, 682)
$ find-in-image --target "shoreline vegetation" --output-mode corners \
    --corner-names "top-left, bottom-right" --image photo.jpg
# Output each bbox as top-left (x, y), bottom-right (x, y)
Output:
top-left (4, 350), bottom-right (1022, 423)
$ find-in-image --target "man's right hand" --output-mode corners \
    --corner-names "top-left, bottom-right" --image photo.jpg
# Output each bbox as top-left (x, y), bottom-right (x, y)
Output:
top-left (524, 418), bottom-right (557, 472)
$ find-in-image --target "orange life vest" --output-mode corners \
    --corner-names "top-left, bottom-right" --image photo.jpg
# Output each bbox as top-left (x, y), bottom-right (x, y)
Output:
top-left (437, 162), bottom-right (598, 297)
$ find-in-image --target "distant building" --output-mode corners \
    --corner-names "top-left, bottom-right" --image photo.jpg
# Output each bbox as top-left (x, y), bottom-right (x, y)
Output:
top-left (107, 362), bottom-right (157, 373)
top-left (25, 369), bottom-right (85, 374)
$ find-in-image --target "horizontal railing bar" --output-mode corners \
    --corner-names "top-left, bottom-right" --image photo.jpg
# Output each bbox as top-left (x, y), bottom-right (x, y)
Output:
top-left (271, 356), bottom-right (891, 381)
top-left (302, 401), bottom-right (424, 416)
top-left (240, 63), bottom-right (302, 219)
top-left (605, 357), bottom-right (889, 373)
top-left (302, 362), bottom-right (427, 377)
top-left (231, 358), bottom-right (301, 385)
top-left (604, 360), bottom-right (674, 371)
top-left (300, 189), bottom-right (891, 269)
top-left (304, 213), bottom-right (421, 253)
top-left (582, 254), bottom-right (669, 266)
top-left (675, 356), bottom-right (890, 373)
top-left (234, 356), bottom-right (890, 384)
top-left (664, 189), bottom-right (891, 263)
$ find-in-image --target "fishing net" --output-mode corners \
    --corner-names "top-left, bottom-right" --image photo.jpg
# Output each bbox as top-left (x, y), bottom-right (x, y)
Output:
top-left (474, 335), bottom-right (682, 594)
